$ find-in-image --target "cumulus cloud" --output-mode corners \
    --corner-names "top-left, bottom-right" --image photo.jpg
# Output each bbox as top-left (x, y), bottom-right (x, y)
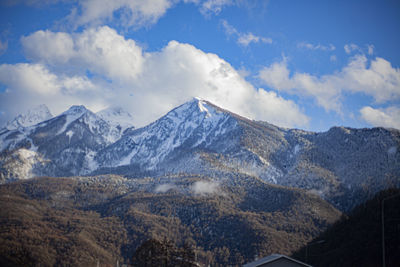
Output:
top-left (65, 0), bottom-right (174, 29)
top-left (360, 106), bottom-right (400, 129)
top-left (22, 27), bottom-right (144, 82)
top-left (191, 180), bottom-right (219, 195)
top-left (0, 26), bottom-right (308, 128)
top-left (297, 42), bottom-right (335, 51)
top-left (155, 183), bottom-right (177, 193)
top-left (259, 55), bottom-right (400, 113)
top-left (22, 31), bottom-right (75, 65)
top-left (221, 19), bottom-right (272, 47)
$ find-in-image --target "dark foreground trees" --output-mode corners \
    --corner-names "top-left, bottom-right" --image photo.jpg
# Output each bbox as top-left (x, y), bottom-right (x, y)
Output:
top-left (132, 238), bottom-right (197, 267)
top-left (292, 188), bottom-right (400, 267)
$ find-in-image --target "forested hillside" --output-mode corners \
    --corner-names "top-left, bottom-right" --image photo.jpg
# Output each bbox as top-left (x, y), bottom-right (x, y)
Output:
top-left (292, 188), bottom-right (400, 267)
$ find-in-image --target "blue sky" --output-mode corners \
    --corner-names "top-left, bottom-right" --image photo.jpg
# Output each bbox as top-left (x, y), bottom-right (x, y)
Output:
top-left (0, 0), bottom-right (399, 131)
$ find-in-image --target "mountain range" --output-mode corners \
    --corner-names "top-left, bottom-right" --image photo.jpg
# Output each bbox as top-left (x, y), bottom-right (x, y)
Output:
top-left (0, 98), bottom-right (399, 265)
top-left (1, 98), bottom-right (399, 211)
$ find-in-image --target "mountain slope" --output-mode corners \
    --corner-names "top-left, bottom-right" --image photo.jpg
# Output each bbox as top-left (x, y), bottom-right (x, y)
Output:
top-left (0, 174), bottom-right (342, 266)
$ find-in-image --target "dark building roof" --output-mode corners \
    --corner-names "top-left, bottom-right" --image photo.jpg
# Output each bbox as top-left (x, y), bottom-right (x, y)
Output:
top-left (243, 254), bottom-right (312, 267)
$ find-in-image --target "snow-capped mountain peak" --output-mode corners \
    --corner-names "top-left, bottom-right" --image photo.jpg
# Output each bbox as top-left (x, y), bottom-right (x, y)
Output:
top-left (62, 105), bottom-right (88, 116)
top-left (194, 97), bottom-right (213, 118)
top-left (96, 98), bottom-right (236, 169)
top-left (96, 106), bottom-right (134, 133)
top-left (3, 104), bottom-right (53, 131)
top-left (56, 105), bottom-right (90, 135)
top-left (166, 97), bottom-right (221, 121)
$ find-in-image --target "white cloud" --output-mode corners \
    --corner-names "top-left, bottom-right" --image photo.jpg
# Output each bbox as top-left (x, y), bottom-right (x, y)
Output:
top-left (221, 19), bottom-right (272, 47)
top-left (221, 19), bottom-right (237, 36)
top-left (0, 26), bottom-right (308, 128)
top-left (259, 55), bottom-right (400, 113)
top-left (237, 33), bottom-right (272, 46)
top-left (298, 42), bottom-right (335, 51)
top-left (22, 27), bottom-right (144, 82)
top-left (136, 40), bottom-right (307, 127)
top-left (344, 43), bottom-right (361, 54)
top-left (0, 63), bottom-right (61, 95)
top-left (344, 43), bottom-right (375, 55)
top-left (5, 0), bottom-right (235, 28)
top-left (22, 31), bottom-right (74, 64)
top-left (66, 0), bottom-right (174, 29)
top-left (330, 55), bottom-right (337, 62)
top-left (360, 106), bottom-right (400, 129)
top-left (200, 0), bottom-right (233, 15)
top-left (191, 180), bottom-right (219, 195)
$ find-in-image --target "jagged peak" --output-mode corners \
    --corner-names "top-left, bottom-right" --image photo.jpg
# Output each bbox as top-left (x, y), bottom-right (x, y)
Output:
top-left (62, 105), bottom-right (89, 116)
top-left (162, 98), bottom-right (214, 123)
top-left (193, 96), bottom-right (205, 102)
top-left (3, 104), bottom-right (53, 130)
top-left (179, 97), bottom-right (219, 112)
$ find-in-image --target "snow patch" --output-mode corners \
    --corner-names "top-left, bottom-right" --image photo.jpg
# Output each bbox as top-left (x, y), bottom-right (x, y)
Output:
top-left (66, 130), bottom-right (74, 142)
top-left (198, 100), bottom-right (211, 118)
top-left (294, 144), bottom-right (301, 154)
top-left (18, 148), bottom-right (37, 159)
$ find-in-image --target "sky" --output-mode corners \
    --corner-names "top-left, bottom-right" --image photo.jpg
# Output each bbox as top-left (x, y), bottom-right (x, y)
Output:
top-left (0, 0), bottom-right (399, 131)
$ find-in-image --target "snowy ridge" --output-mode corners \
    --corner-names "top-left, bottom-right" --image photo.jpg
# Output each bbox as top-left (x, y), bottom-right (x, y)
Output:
top-left (97, 98), bottom-right (234, 169)
top-left (56, 105), bottom-right (132, 144)
top-left (57, 105), bottom-right (88, 135)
